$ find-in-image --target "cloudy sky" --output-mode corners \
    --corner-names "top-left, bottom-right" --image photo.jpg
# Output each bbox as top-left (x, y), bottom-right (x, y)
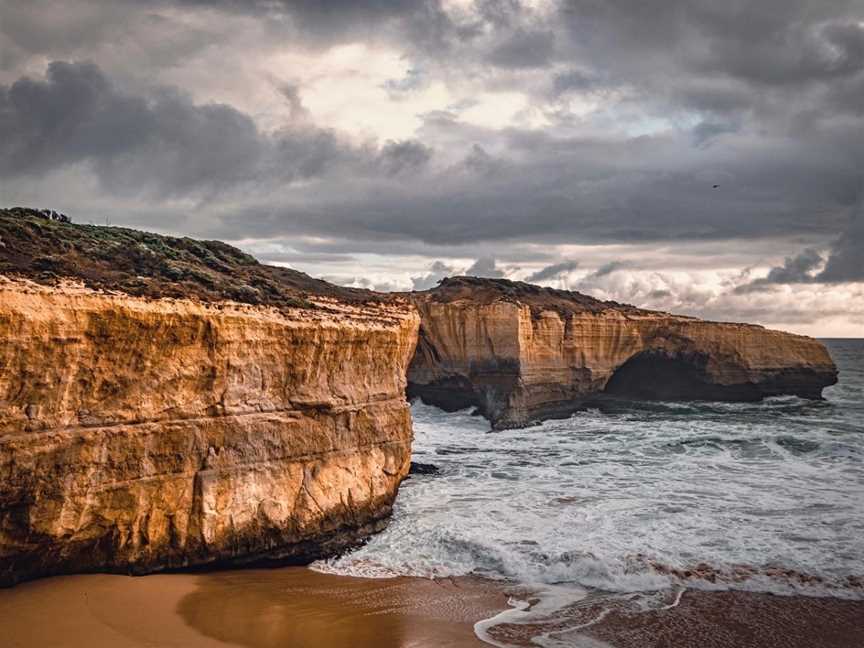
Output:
top-left (1, 0), bottom-right (863, 335)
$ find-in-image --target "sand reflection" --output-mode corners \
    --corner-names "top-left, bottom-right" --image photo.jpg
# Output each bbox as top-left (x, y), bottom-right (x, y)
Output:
top-left (0, 568), bottom-right (502, 648)
top-left (177, 568), bottom-right (502, 648)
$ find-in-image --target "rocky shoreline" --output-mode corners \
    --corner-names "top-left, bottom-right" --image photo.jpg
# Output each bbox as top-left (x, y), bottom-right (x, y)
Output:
top-left (0, 207), bottom-right (840, 585)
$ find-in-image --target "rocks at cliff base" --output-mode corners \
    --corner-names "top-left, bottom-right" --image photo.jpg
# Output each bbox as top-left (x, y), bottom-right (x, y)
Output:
top-left (409, 461), bottom-right (440, 475)
top-left (406, 277), bottom-right (838, 430)
top-left (0, 209), bottom-right (419, 586)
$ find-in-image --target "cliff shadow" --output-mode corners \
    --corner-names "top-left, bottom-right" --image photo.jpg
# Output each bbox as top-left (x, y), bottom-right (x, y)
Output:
top-left (603, 351), bottom-right (762, 401)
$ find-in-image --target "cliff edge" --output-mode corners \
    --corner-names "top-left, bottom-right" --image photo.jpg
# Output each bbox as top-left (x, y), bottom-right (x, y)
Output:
top-left (0, 208), bottom-right (841, 584)
top-left (407, 277), bottom-right (838, 429)
top-left (0, 209), bottom-right (418, 585)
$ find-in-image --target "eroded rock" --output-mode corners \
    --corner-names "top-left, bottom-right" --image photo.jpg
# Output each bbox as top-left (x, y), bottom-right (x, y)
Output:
top-left (407, 277), bottom-right (838, 429)
top-left (0, 208), bottom-right (419, 586)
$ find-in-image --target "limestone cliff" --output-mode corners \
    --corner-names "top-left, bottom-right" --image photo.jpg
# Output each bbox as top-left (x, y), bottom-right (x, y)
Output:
top-left (407, 277), bottom-right (838, 429)
top-left (0, 208), bottom-right (841, 585)
top-left (0, 209), bottom-right (418, 586)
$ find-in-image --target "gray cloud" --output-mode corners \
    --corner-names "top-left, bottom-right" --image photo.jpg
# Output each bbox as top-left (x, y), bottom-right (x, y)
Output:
top-left (278, 83), bottom-right (309, 120)
top-left (556, 1), bottom-right (864, 86)
top-left (411, 260), bottom-right (457, 290)
top-left (1, 0), bottom-right (863, 333)
top-left (737, 206), bottom-right (864, 290)
top-left (163, 0), bottom-right (460, 55)
top-left (377, 140), bottom-right (433, 176)
top-left (768, 248), bottom-right (824, 282)
top-left (526, 260), bottom-right (579, 282)
top-left (0, 61), bottom-right (360, 197)
top-left (552, 68), bottom-right (603, 95)
top-left (735, 248), bottom-right (824, 292)
top-left (465, 257), bottom-right (505, 278)
top-left (691, 120), bottom-right (739, 147)
top-left (487, 28), bottom-right (555, 69)
top-left (588, 261), bottom-right (628, 279)
top-left (817, 213), bottom-right (864, 282)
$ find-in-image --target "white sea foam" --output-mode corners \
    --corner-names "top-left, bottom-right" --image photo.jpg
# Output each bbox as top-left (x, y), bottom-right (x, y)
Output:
top-left (314, 340), bottom-right (864, 645)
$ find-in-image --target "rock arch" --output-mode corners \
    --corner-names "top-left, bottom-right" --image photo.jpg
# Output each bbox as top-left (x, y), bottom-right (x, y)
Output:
top-left (602, 348), bottom-right (762, 401)
top-left (406, 279), bottom-right (837, 429)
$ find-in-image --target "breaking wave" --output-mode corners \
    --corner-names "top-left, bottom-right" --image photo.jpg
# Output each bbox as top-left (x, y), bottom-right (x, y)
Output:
top-left (313, 340), bottom-right (864, 645)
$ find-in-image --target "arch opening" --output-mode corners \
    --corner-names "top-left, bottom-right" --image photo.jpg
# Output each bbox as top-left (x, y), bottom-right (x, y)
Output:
top-left (603, 350), bottom-right (760, 401)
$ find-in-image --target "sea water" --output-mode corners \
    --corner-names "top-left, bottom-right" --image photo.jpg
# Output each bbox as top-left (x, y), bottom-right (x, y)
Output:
top-left (315, 339), bottom-right (864, 643)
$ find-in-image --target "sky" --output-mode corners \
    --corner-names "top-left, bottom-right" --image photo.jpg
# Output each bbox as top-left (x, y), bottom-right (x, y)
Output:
top-left (1, 0), bottom-right (863, 336)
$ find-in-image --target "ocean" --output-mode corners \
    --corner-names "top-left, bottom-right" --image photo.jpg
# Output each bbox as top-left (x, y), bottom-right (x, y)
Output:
top-left (316, 339), bottom-right (864, 644)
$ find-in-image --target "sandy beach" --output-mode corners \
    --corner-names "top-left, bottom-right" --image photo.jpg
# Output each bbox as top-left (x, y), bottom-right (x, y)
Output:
top-left (0, 568), bottom-right (506, 648)
top-left (1, 567), bottom-right (863, 648)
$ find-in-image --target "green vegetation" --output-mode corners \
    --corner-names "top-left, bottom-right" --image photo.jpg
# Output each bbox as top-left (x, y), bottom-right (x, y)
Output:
top-left (0, 208), bottom-right (375, 309)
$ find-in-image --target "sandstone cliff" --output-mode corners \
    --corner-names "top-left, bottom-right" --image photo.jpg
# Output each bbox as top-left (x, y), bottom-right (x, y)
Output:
top-left (407, 277), bottom-right (838, 429)
top-left (0, 209), bottom-right (418, 586)
top-left (0, 208), bottom-right (841, 584)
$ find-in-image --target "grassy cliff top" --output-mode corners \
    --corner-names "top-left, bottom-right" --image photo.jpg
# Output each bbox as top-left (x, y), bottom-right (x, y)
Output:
top-left (417, 275), bottom-right (649, 316)
top-left (0, 208), bottom-right (660, 317)
top-left (0, 208), bottom-right (377, 309)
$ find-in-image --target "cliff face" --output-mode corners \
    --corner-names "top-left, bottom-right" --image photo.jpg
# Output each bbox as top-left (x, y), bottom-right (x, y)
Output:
top-left (0, 208), bottom-right (842, 584)
top-left (408, 277), bottom-right (838, 429)
top-left (0, 209), bottom-right (418, 586)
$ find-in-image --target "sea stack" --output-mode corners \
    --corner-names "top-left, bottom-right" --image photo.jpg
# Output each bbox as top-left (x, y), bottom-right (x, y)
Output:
top-left (0, 208), bottom-right (419, 586)
top-left (407, 277), bottom-right (838, 429)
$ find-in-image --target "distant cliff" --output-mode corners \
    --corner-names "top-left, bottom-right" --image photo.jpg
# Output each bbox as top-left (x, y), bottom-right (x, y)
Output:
top-left (0, 208), bottom-right (418, 585)
top-left (407, 277), bottom-right (838, 429)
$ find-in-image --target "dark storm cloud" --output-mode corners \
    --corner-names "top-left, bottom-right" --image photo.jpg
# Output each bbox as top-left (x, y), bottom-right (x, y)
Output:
top-left (765, 248), bottom-right (824, 283)
top-left (736, 206), bottom-right (864, 290)
top-left (691, 120), bottom-right (739, 147)
top-left (555, 0), bottom-right (864, 85)
top-left (0, 60), bottom-right (376, 197)
top-left (1, 61), bottom-right (258, 193)
top-left (2, 0), bottom-right (864, 268)
top-left (196, 131), bottom-right (855, 248)
top-left (526, 260), bottom-right (579, 282)
top-left (487, 28), bottom-right (555, 68)
top-left (377, 140), bottom-right (433, 176)
top-left (169, 0), bottom-right (460, 53)
top-left (735, 248), bottom-right (824, 292)
top-left (552, 68), bottom-right (602, 95)
top-left (0, 1), bottom-right (218, 77)
top-left (818, 214), bottom-right (864, 282)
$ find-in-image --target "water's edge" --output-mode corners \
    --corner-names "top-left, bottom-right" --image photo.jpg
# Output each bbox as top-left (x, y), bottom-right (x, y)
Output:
top-left (317, 339), bottom-right (864, 646)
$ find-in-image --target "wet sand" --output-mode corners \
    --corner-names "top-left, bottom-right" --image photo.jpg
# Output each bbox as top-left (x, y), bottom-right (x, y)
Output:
top-left (0, 567), bottom-right (506, 648)
top-left (485, 589), bottom-right (864, 648)
top-left (1, 568), bottom-right (863, 648)
top-left (584, 589), bottom-right (864, 648)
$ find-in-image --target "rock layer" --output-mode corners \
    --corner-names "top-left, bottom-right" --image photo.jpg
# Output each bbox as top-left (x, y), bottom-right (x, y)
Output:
top-left (407, 277), bottom-right (838, 429)
top-left (0, 208), bottom-right (841, 585)
top-left (0, 280), bottom-right (418, 586)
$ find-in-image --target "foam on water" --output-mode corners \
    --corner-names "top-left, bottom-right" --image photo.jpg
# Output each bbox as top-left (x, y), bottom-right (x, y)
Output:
top-left (314, 340), bottom-right (864, 644)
